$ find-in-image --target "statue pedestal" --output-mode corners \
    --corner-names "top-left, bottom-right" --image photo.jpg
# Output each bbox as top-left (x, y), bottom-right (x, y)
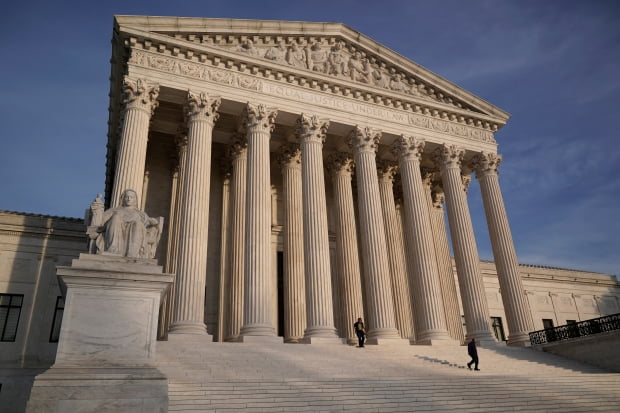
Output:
top-left (26, 254), bottom-right (174, 413)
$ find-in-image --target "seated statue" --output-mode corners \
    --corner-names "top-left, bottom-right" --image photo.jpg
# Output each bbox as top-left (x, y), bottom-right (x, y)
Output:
top-left (85, 189), bottom-right (163, 259)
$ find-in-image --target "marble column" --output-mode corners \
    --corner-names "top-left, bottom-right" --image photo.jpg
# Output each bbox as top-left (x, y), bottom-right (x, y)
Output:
top-left (376, 161), bottom-right (415, 340)
top-left (297, 114), bottom-right (339, 342)
top-left (111, 77), bottom-right (159, 207)
top-left (217, 160), bottom-right (232, 342)
top-left (163, 133), bottom-right (187, 337)
top-left (169, 91), bottom-right (220, 335)
top-left (433, 144), bottom-right (495, 342)
top-left (472, 152), bottom-right (534, 345)
top-left (278, 143), bottom-right (307, 342)
top-left (226, 137), bottom-right (248, 341)
top-left (239, 103), bottom-right (280, 340)
top-left (348, 126), bottom-right (401, 343)
top-left (426, 179), bottom-right (465, 343)
top-left (392, 136), bottom-right (452, 344)
top-left (140, 168), bottom-right (150, 210)
top-left (326, 153), bottom-right (365, 344)
top-left (158, 141), bottom-right (182, 338)
top-left (394, 185), bottom-right (417, 342)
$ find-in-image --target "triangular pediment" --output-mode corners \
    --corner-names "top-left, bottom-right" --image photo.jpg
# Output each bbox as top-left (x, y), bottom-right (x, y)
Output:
top-left (114, 15), bottom-right (509, 126)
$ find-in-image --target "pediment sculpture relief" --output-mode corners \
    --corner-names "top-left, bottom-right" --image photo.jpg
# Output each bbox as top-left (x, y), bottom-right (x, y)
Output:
top-left (226, 36), bottom-right (465, 109)
top-left (85, 189), bottom-right (163, 259)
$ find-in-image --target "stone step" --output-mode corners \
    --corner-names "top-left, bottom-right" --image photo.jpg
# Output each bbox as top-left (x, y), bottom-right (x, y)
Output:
top-left (157, 340), bottom-right (620, 412)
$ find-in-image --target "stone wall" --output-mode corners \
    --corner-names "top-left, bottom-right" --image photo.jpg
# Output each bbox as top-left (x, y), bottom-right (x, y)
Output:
top-left (536, 330), bottom-right (620, 372)
top-left (0, 211), bottom-right (84, 365)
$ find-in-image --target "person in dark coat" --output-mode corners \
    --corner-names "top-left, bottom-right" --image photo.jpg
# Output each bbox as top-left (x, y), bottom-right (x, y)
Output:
top-left (467, 338), bottom-right (480, 370)
top-left (353, 317), bottom-right (366, 348)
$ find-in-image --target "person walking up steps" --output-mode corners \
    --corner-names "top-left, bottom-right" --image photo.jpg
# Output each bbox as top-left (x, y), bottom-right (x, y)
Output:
top-left (467, 338), bottom-right (480, 371)
top-left (353, 317), bottom-right (366, 348)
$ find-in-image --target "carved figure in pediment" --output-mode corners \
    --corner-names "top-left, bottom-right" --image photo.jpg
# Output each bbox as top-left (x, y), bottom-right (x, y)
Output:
top-left (407, 79), bottom-right (421, 96)
top-left (237, 39), bottom-right (262, 58)
top-left (86, 189), bottom-right (163, 259)
top-left (286, 42), bottom-right (307, 69)
top-left (264, 41), bottom-right (287, 64)
top-left (328, 41), bottom-right (348, 76)
top-left (389, 71), bottom-right (407, 93)
top-left (348, 51), bottom-right (370, 83)
top-left (309, 42), bottom-right (328, 73)
top-left (372, 61), bottom-right (390, 89)
top-left (417, 83), bottom-right (428, 97)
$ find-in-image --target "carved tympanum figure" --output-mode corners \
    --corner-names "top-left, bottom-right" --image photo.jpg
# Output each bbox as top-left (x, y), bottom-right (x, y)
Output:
top-left (348, 51), bottom-right (370, 83)
top-left (286, 42), bottom-right (307, 69)
top-left (86, 189), bottom-right (163, 259)
top-left (372, 62), bottom-right (390, 89)
top-left (390, 72), bottom-right (407, 93)
top-left (309, 42), bottom-right (328, 73)
top-left (264, 41), bottom-right (287, 64)
top-left (237, 39), bottom-right (261, 58)
top-left (328, 41), bottom-right (348, 76)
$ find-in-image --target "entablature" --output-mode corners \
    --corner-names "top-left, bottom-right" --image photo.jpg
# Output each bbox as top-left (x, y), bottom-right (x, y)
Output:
top-left (116, 27), bottom-right (505, 134)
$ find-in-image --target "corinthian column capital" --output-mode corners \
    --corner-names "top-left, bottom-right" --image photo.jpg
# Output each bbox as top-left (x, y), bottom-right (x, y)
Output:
top-left (227, 134), bottom-right (248, 159)
top-left (348, 126), bottom-right (382, 154)
top-left (277, 143), bottom-right (302, 169)
top-left (326, 152), bottom-right (355, 177)
top-left (420, 168), bottom-right (437, 188)
top-left (376, 160), bottom-right (398, 183)
top-left (392, 134), bottom-right (425, 161)
top-left (186, 90), bottom-right (221, 124)
top-left (431, 187), bottom-right (446, 209)
top-left (122, 77), bottom-right (160, 115)
top-left (296, 113), bottom-right (329, 144)
top-left (433, 144), bottom-right (465, 169)
top-left (243, 102), bottom-right (278, 134)
top-left (462, 173), bottom-right (472, 193)
top-left (471, 152), bottom-right (503, 177)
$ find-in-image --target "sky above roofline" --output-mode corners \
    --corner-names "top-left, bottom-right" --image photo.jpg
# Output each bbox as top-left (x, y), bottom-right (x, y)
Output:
top-left (1, 0), bottom-right (618, 278)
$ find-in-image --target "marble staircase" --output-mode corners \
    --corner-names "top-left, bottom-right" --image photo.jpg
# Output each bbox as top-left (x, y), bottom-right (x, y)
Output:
top-left (156, 339), bottom-right (620, 412)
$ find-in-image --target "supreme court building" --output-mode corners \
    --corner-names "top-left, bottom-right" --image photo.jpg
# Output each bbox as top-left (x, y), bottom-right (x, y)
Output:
top-left (2, 16), bottom-right (620, 370)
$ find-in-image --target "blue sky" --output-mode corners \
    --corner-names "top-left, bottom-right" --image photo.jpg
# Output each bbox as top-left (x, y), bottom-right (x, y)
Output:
top-left (1, 0), bottom-right (619, 277)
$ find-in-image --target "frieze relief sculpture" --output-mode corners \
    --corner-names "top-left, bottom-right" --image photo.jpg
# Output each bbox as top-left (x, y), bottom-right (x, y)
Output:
top-left (86, 189), bottom-right (164, 259)
top-left (221, 36), bottom-right (466, 108)
top-left (132, 34), bottom-right (485, 114)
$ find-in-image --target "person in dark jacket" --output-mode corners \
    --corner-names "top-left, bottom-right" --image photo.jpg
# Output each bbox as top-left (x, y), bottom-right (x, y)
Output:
top-left (467, 338), bottom-right (480, 370)
top-left (353, 317), bottom-right (366, 348)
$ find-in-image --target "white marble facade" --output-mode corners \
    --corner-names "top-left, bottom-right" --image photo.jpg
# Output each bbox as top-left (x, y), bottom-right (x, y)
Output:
top-left (98, 15), bottom-right (619, 347)
top-left (2, 17), bottom-right (620, 371)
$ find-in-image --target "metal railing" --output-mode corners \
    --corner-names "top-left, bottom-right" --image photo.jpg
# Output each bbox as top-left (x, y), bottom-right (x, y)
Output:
top-left (529, 313), bottom-right (620, 345)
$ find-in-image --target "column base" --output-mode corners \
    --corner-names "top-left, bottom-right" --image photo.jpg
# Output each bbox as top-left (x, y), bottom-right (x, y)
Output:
top-left (26, 367), bottom-right (167, 413)
top-left (466, 330), bottom-right (497, 345)
top-left (238, 335), bottom-right (283, 344)
top-left (413, 338), bottom-right (461, 346)
top-left (507, 332), bottom-right (533, 347)
top-left (415, 330), bottom-right (459, 346)
top-left (239, 324), bottom-right (276, 336)
top-left (304, 326), bottom-right (339, 337)
top-left (166, 332), bottom-right (213, 344)
top-left (367, 327), bottom-right (402, 341)
top-left (301, 336), bottom-right (347, 345)
top-left (365, 338), bottom-right (410, 346)
top-left (168, 321), bottom-right (209, 335)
